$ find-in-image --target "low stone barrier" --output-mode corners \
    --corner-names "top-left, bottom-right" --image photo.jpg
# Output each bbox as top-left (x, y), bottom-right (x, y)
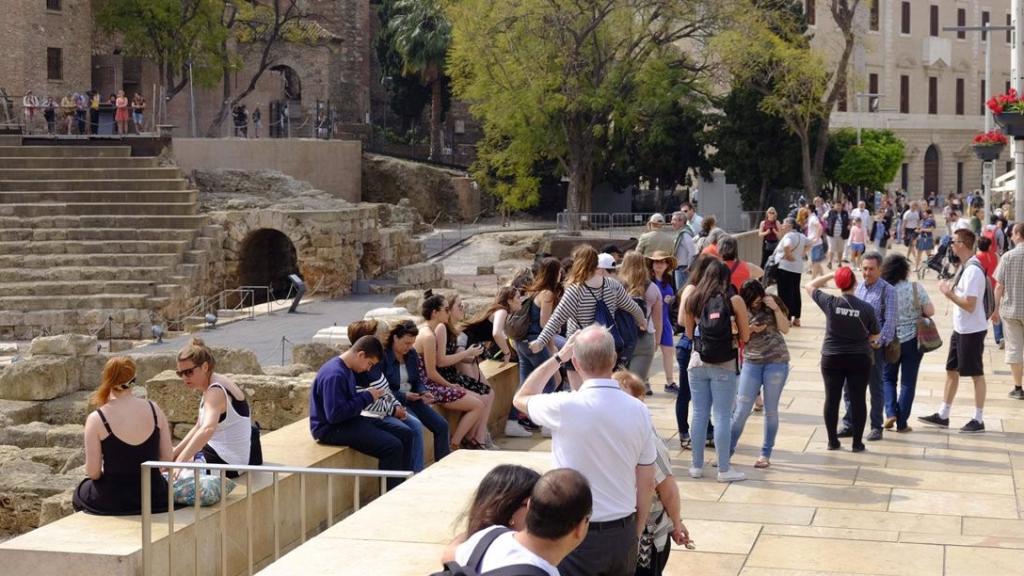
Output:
top-left (435, 359), bottom-right (519, 440)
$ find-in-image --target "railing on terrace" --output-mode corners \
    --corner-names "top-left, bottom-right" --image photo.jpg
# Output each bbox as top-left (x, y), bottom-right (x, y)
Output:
top-left (141, 460), bottom-right (413, 576)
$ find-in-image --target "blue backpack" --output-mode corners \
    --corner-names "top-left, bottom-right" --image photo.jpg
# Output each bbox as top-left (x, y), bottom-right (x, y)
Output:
top-left (586, 280), bottom-right (625, 353)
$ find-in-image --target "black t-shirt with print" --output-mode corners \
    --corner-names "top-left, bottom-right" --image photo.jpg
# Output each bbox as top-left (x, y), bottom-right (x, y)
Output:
top-left (812, 290), bottom-right (879, 356)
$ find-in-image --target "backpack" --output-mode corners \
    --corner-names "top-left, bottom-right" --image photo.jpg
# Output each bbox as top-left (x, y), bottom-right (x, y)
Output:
top-left (616, 295), bottom-right (647, 366)
top-left (959, 259), bottom-right (996, 320)
top-left (585, 280), bottom-right (624, 353)
top-left (431, 527), bottom-right (551, 576)
top-left (694, 292), bottom-right (736, 365)
top-left (504, 295), bottom-right (535, 342)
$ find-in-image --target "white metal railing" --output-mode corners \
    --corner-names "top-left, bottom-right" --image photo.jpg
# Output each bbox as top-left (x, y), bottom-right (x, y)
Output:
top-left (556, 211), bottom-right (767, 234)
top-left (140, 460), bottom-right (413, 576)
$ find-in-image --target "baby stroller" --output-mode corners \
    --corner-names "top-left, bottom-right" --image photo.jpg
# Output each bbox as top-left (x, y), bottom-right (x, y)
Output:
top-left (918, 235), bottom-right (954, 280)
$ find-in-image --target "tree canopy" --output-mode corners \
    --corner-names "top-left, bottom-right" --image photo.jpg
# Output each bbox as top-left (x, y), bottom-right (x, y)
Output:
top-left (827, 128), bottom-right (904, 193)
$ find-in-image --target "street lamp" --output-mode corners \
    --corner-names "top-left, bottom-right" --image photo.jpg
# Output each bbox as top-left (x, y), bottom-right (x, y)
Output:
top-left (853, 92), bottom-right (884, 203)
top-left (944, 23), bottom-right (1014, 223)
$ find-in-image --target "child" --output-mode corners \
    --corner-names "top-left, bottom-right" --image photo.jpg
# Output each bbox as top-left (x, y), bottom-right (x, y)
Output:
top-left (849, 217), bottom-right (866, 269)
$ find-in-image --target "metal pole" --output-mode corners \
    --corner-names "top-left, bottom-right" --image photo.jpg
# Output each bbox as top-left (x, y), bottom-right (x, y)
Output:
top-left (1016, 0), bottom-right (1024, 223)
top-left (141, 471), bottom-right (152, 576)
top-left (985, 33), bottom-right (993, 223)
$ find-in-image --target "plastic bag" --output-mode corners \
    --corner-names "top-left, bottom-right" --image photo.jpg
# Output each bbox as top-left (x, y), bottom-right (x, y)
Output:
top-left (173, 474), bottom-right (237, 506)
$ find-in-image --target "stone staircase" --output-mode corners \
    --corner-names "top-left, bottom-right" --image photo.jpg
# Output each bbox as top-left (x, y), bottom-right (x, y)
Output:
top-left (0, 144), bottom-right (219, 340)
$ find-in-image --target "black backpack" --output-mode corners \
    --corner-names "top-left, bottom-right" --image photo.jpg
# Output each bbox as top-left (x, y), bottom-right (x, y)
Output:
top-left (616, 295), bottom-right (647, 366)
top-left (431, 527), bottom-right (551, 576)
top-left (504, 295), bottom-right (535, 342)
top-left (694, 291), bottom-right (736, 364)
top-left (957, 259), bottom-right (997, 320)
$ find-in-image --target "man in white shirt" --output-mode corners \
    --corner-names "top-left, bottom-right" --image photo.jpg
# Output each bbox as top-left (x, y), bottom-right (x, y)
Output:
top-left (453, 468), bottom-right (592, 576)
top-left (680, 201), bottom-right (702, 235)
top-left (806, 210), bottom-right (826, 278)
top-left (919, 229), bottom-right (989, 433)
top-left (513, 325), bottom-right (657, 576)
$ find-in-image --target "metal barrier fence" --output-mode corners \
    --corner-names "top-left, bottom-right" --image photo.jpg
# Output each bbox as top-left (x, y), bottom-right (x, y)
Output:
top-left (556, 211), bottom-right (767, 234)
top-left (141, 460), bottom-right (413, 576)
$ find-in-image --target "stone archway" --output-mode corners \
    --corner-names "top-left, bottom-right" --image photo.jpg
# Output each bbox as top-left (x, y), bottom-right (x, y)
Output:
top-left (924, 144), bottom-right (940, 197)
top-left (238, 228), bottom-right (300, 304)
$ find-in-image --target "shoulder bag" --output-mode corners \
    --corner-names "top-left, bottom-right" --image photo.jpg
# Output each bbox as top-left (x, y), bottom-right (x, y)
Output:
top-left (913, 282), bottom-right (942, 353)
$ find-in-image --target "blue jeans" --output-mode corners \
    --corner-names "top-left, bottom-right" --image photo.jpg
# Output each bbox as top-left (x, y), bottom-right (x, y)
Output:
top-left (675, 338), bottom-right (693, 436)
top-left (882, 338), bottom-right (923, 430)
top-left (731, 362), bottom-right (789, 458)
top-left (516, 340), bottom-right (556, 394)
top-left (383, 414), bottom-right (424, 472)
top-left (843, 348), bottom-right (884, 431)
top-left (316, 416), bottom-right (413, 490)
top-left (994, 321), bottom-right (1004, 344)
top-left (688, 364), bottom-right (738, 472)
top-left (673, 267), bottom-right (689, 291)
top-left (406, 400), bottom-right (450, 463)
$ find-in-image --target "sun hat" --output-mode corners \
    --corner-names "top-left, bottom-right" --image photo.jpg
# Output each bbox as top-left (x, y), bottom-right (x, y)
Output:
top-left (597, 253), bottom-right (618, 270)
top-left (648, 213), bottom-right (665, 225)
top-left (644, 250), bottom-right (678, 270)
top-left (834, 266), bottom-right (856, 291)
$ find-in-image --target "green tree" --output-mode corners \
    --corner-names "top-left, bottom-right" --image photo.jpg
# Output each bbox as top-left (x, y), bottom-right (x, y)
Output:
top-left (389, 0), bottom-right (452, 160)
top-left (447, 0), bottom-right (718, 222)
top-left (829, 128), bottom-right (904, 193)
top-left (711, 83), bottom-right (804, 211)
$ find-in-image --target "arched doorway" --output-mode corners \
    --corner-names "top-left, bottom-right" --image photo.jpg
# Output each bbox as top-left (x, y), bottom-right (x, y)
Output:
top-left (924, 145), bottom-right (940, 197)
top-left (238, 228), bottom-right (300, 305)
top-left (269, 65), bottom-right (302, 138)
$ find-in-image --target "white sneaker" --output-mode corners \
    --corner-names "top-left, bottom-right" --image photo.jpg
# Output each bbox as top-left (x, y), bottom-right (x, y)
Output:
top-left (717, 470), bottom-right (747, 483)
top-left (541, 427), bottom-right (553, 438)
top-left (688, 467), bottom-right (703, 479)
top-left (484, 434), bottom-right (502, 450)
top-left (504, 420), bottom-right (533, 438)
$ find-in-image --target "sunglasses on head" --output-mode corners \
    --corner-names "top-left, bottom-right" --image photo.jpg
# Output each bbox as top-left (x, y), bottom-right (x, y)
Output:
top-left (176, 365), bottom-right (199, 378)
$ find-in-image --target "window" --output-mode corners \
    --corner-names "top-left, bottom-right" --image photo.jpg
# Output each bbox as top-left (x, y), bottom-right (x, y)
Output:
top-left (806, 0), bottom-right (815, 25)
top-left (46, 47), bottom-right (62, 81)
top-left (930, 5), bottom-right (939, 37)
top-left (901, 2), bottom-right (911, 34)
top-left (1009, 14), bottom-right (1014, 45)
top-left (956, 163), bottom-right (964, 195)
top-left (46, 0), bottom-right (61, 10)
top-left (928, 77), bottom-right (938, 114)
top-left (900, 75), bottom-right (910, 113)
top-left (983, 11), bottom-right (990, 41)
top-left (901, 164), bottom-right (909, 192)
top-left (869, 73), bottom-right (879, 111)
top-left (870, 0), bottom-right (879, 31)
top-left (956, 78), bottom-right (965, 115)
top-left (981, 79), bottom-right (987, 115)
top-left (957, 8), bottom-right (966, 39)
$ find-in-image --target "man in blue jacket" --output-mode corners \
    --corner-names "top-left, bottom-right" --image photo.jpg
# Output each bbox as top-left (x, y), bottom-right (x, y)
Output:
top-left (310, 335), bottom-right (413, 489)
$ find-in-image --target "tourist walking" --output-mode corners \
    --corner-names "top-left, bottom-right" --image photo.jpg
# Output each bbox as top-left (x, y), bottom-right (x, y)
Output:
top-left (648, 251), bottom-right (678, 393)
top-left (514, 326), bottom-right (658, 576)
top-left (681, 259), bottom-right (751, 482)
top-left (730, 280), bottom-right (791, 469)
top-left (619, 251), bottom-right (662, 396)
top-left (772, 217), bottom-right (809, 327)
top-left (515, 256), bottom-right (563, 396)
top-left (873, 200), bottom-right (894, 256)
top-left (758, 208), bottom-right (781, 269)
top-left (825, 198), bottom-right (850, 270)
top-left (849, 217), bottom-right (866, 269)
top-left (113, 90), bottom-right (129, 135)
top-left (839, 252), bottom-right (896, 442)
top-left (902, 201), bottom-right (922, 263)
top-left (997, 223), bottom-right (1024, 399)
top-left (919, 229), bottom-right (990, 433)
top-left (131, 93), bottom-right (146, 133)
top-left (637, 213), bottom-right (677, 256)
top-left (252, 105), bottom-right (262, 138)
top-left (806, 268), bottom-right (880, 452)
top-left (529, 244), bottom-right (645, 389)
top-left (807, 207), bottom-right (826, 278)
top-left (880, 254), bottom-right (934, 433)
top-left (42, 96), bottom-right (56, 135)
top-left (916, 209), bottom-right (937, 269)
top-left (670, 210), bottom-right (697, 287)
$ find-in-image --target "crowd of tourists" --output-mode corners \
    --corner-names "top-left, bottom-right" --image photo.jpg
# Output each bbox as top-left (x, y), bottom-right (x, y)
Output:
top-left (20, 89), bottom-right (146, 135)
top-left (65, 188), bottom-right (1024, 575)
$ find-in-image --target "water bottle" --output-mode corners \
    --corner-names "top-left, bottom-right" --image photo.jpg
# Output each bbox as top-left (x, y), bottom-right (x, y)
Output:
top-left (193, 451), bottom-right (208, 476)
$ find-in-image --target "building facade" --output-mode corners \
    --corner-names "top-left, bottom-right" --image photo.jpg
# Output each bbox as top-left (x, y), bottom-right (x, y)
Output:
top-left (808, 0), bottom-right (1013, 199)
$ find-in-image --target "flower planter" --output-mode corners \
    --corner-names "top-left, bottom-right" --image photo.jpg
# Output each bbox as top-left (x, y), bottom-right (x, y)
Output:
top-left (972, 143), bottom-right (1006, 162)
top-left (994, 112), bottom-right (1024, 138)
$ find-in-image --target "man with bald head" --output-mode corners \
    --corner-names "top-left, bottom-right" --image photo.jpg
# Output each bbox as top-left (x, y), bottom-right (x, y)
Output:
top-left (514, 325), bottom-right (658, 576)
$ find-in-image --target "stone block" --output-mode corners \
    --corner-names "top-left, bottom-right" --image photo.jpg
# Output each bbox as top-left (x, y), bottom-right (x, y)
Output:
top-left (263, 364), bottom-right (316, 377)
top-left (46, 425), bottom-right (85, 449)
top-left (0, 473), bottom-right (81, 534)
top-left (0, 400), bottom-right (43, 428)
top-left (28, 335), bottom-right (98, 358)
top-left (476, 266), bottom-right (495, 275)
top-left (107, 340), bottom-right (133, 353)
top-left (20, 447), bottom-right (84, 475)
top-left (0, 423), bottom-right (49, 448)
top-left (0, 357), bottom-right (81, 401)
top-left (38, 492), bottom-right (75, 527)
top-left (39, 391), bottom-right (92, 426)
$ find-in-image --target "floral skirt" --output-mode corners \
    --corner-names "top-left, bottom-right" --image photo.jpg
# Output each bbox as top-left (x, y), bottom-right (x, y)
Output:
top-left (416, 356), bottom-right (466, 404)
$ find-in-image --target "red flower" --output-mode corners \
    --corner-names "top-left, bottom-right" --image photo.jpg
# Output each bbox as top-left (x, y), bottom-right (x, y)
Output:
top-left (973, 130), bottom-right (1008, 145)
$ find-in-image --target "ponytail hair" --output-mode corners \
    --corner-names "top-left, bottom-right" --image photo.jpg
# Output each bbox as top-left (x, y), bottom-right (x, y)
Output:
top-left (177, 337), bottom-right (216, 371)
top-left (91, 356), bottom-right (137, 406)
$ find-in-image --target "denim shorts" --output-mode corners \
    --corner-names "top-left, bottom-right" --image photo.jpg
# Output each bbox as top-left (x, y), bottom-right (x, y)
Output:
top-left (811, 243), bottom-right (827, 262)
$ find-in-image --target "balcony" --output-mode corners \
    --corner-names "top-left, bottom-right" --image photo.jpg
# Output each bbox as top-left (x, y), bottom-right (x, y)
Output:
top-left (922, 36), bottom-right (952, 69)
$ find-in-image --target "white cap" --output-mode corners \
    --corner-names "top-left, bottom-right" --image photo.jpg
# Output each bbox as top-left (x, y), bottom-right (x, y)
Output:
top-left (597, 253), bottom-right (617, 270)
top-left (648, 213), bottom-right (665, 224)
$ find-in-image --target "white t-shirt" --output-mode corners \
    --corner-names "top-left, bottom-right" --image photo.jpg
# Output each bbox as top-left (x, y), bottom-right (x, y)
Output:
top-left (527, 379), bottom-right (657, 522)
top-left (776, 231), bottom-right (808, 275)
top-left (807, 215), bottom-right (823, 245)
top-left (454, 527), bottom-right (559, 576)
top-left (850, 207), bottom-right (870, 228)
top-left (954, 258), bottom-right (989, 334)
top-left (902, 210), bottom-right (920, 229)
top-left (954, 218), bottom-right (972, 232)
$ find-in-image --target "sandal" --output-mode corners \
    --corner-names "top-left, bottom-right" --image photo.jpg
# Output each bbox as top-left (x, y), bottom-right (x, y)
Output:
top-left (460, 438), bottom-right (485, 450)
top-left (754, 457), bottom-right (770, 469)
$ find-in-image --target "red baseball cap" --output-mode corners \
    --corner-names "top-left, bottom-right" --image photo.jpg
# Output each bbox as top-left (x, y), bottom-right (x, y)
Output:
top-left (834, 266), bottom-right (855, 291)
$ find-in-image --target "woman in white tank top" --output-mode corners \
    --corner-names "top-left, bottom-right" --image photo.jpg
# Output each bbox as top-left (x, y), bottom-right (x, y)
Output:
top-left (172, 338), bottom-right (259, 476)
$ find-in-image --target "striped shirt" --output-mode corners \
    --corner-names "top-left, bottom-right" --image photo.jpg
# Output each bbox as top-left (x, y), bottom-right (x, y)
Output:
top-left (995, 244), bottom-right (1024, 320)
top-left (535, 277), bottom-right (645, 347)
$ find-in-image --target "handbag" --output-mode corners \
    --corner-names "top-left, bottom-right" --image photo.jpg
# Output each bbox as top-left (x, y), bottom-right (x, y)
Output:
top-left (884, 338), bottom-right (901, 364)
top-left (913, 282), bottom-right (943, 353)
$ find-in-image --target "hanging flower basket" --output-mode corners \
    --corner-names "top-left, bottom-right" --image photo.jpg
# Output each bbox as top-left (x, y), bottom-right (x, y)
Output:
top-left (995, 113), bottom-right (1024, 138)
top-left (987, 89), bottom-right (1024, 138)
top-left (972, 130), bottom-right (1008, 161)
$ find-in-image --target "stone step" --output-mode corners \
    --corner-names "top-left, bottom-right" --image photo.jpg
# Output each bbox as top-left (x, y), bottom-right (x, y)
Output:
top-left (0, 167), bottom-right (181, 180)
top-left (0, 228), bottom-right (200, 242)
top-left (0, 239), bottom-right (190, 256)
top-left (0, 252), bottom-right (183, 269)
top-left (0, 156), bottom-right (159, 169)
top-left (0, 146), bottom-right (131, 158)
top-left (0, 312), bottom-right (152, 340)
top-left (0, 201), bottom-right (198, 217)
top-left (0, 214), bottom-right (208, 229)
top-left (1, 280), bottom-right (159, 296)
top-left (0, 266), bottom-right (173, 283)
top-left (0, 190), bottom-right (197, 204)
top-left (0, 294), bottom-right (152, 312)
top-left (0, 178), bottom-right (187, 191)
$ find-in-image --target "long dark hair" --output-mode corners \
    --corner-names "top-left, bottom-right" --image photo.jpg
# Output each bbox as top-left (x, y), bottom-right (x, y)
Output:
top-left (685, 259), bottom-right (730, 318)
top-left (686, 254), bottom-right (716, 287)
top-left (739, 279), bottom-right (789, 318)
top-left (527, 257), bottom-right (563, 303)
top-left (880, 253), bottom-right (910, 285)
top-left (420, 290), bottom-right (447, 320)
top-left (463, 464), bottom-right (541, 535)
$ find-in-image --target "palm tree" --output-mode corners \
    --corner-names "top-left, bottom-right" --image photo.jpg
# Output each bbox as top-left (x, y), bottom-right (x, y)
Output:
top-left (389, 0), bottom-right (451, 160)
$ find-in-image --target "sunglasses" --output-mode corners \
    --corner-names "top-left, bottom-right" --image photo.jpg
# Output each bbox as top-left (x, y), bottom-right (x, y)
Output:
top-left (176, 364), bottom-right (199, 378)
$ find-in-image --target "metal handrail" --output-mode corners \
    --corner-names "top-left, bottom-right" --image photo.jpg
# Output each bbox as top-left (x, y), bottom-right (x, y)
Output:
top-left (141, 460), bottom-right (413, 576)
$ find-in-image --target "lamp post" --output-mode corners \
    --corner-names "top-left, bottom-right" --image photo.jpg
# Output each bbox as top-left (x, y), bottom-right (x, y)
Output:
top-left (853, 92), bottom-right (883, 203)
top-left (944, 23), bottom-right (1013, 223)
top-left (1015, 0), bottom-right (1024, 224)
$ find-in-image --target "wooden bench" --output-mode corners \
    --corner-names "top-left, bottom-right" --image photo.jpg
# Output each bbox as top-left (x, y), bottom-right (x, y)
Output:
top-left (434, 360), bottom-right (520, 440)
top-left (0, 418), bottom-right (410, 576)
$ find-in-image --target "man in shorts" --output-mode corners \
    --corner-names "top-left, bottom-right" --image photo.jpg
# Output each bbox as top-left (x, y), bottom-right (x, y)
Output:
top-left (919, 229), bottom-right (989, 433)
top-left (996, 223), bottom-right (1024, 399)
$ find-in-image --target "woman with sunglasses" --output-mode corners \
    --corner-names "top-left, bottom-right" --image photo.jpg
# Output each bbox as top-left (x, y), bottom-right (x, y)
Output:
top-left (74, 356), bottom-right (176, 515)
top-left (173, 338), bottom-right (262, 476)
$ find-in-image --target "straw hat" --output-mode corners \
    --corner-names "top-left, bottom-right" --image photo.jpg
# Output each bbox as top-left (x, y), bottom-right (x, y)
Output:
top-left (645, 250), bottom-right (677, 270)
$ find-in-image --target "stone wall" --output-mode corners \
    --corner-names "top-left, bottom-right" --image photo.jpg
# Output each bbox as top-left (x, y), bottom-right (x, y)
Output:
top-left (362, 153), bottom-right (473, 222)
top-left (0, 1), bottom-right (92, 106)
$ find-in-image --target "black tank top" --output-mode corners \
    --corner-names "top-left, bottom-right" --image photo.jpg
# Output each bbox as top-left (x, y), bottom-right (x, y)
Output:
top-left (96, 401), bottom-right (160, 476)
